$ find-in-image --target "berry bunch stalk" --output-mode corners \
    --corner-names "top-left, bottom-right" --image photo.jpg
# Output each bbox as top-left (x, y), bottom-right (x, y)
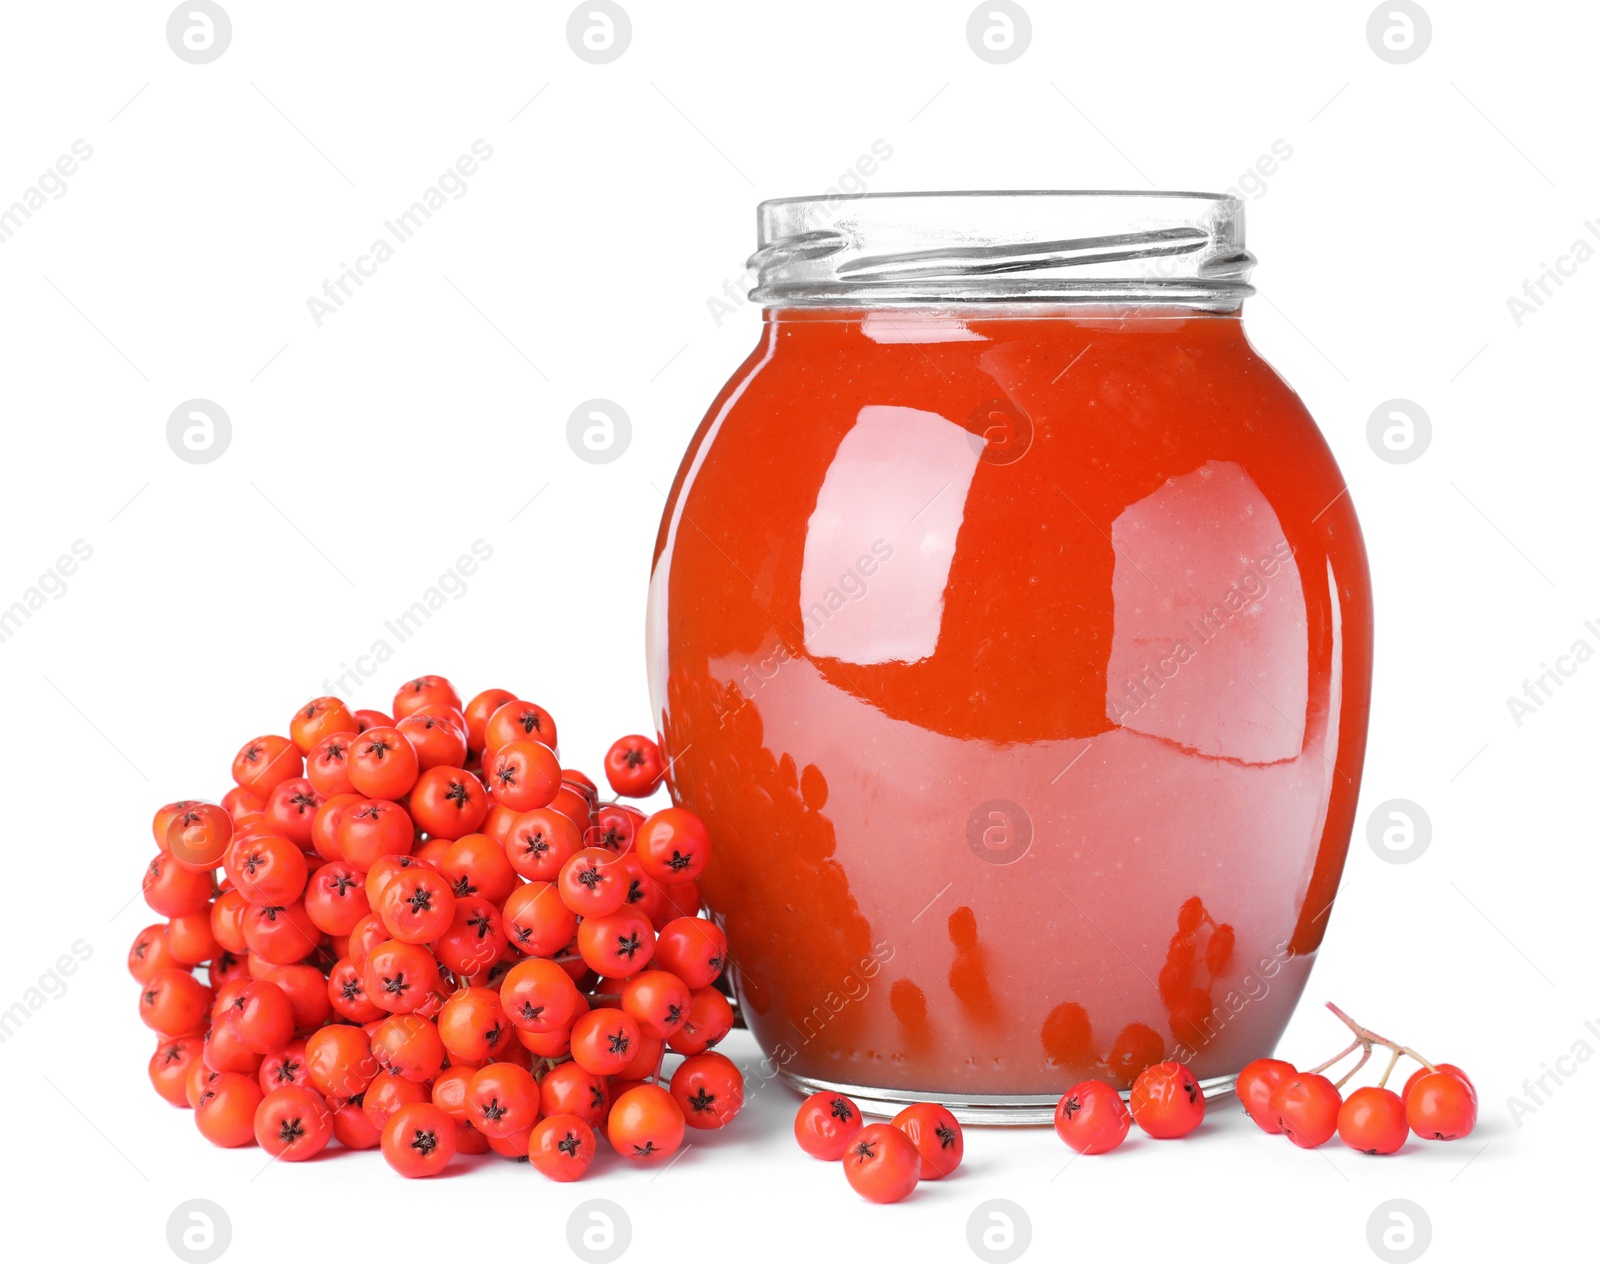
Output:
top-left (1308, 1002), bottom-right (1440, 1091)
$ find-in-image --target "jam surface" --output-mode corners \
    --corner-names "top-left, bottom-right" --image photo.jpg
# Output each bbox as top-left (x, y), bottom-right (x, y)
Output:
top-left (650, 308), bottom-right (1372, 1095)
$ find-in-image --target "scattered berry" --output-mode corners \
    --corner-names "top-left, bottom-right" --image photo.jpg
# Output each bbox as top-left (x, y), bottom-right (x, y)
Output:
top-left (891, 1102), bottom-right (963, 1178)
top-left (1054, 1079), bottom-right (1132, 1155)
top-left (794, 1091), bottom-right (864, 1160)
top-left (1129, 1061), bottom-right (1205, 1139)
top-left (843, 1123), bottom-right (921, 1204)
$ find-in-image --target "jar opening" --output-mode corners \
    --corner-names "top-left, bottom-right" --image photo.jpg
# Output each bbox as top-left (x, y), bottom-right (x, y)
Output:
top-left (749, 190), bottom-right (1255, 311)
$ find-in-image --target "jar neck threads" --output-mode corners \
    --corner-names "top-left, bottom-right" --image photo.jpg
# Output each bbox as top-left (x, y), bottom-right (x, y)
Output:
top-left (749, 191), bottom-right (1255, 311)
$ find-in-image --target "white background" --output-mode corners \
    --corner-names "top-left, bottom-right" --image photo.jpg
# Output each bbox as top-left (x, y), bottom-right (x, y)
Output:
top-left (0, 2), bottom-right (1591, 1262)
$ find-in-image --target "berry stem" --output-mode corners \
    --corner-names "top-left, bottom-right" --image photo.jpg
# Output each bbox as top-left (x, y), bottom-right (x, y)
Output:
top-left (642, 1043), bottom-right (666, 1087)
top-left (1324, 1002), bottom-right (1438, 1076)
top-left (1332, 1045), bottom-right (1371, 1091)
top-left (1376, 1046), bottom-right (1403, 1090)
top-left (1307, 1037), bottom-right (1361, 1076)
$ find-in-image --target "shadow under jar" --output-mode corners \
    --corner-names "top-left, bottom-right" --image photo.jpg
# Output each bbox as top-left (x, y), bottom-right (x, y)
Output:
top-left (647, 192), bottom-right (1373, 1123)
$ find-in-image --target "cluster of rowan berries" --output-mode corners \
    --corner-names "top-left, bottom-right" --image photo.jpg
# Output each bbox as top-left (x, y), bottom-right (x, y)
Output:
top-left (1235, 1004), bottom-right (1477, 1154)
top-left (133, 675), bottom-right (742, 1179)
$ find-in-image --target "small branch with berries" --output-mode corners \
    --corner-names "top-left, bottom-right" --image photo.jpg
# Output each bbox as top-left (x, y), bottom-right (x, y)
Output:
top-left (1234, 1002), bottom-right (1477, 1154)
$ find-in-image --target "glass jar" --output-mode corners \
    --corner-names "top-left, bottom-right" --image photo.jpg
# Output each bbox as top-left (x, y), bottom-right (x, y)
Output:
top-left (647, 192), bottom-right (1372, 1123)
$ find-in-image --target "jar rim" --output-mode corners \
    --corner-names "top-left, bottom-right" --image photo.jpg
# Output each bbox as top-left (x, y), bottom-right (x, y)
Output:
top-left (749, 190), bottom-right (1255, 310)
